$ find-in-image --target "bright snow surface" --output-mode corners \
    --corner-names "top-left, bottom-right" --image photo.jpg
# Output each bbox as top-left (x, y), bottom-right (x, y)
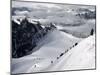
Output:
top-left (11, 30), bottom-right (95, 74)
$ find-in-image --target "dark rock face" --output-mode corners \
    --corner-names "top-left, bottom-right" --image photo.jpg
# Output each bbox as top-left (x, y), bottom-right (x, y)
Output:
top-left (90, 29), bottom-right (94, 35)
top-left (12, 18), bottom-right (46, 58)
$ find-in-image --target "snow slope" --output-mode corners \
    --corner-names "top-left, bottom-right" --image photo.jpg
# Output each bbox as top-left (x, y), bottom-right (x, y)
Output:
top-left (45, 34), bottom-right (95, 71)
top-left (12, 30), bottom-right (93, 74)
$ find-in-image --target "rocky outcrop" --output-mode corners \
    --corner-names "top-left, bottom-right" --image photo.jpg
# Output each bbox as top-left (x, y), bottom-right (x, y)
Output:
top-left (12, 18), bottom-right (48, 58)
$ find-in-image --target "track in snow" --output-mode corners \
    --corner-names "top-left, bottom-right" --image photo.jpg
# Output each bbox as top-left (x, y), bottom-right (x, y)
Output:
top-left (11, 29), bottom-right (82, 74)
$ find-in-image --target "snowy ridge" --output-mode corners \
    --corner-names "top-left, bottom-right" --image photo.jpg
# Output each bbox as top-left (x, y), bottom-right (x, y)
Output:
top-left (46, 34), bottom-right (95, 71)
top-left (11, 30), bottom-right (81, 74)
top-left (11, 30), bottom-right (95, 74)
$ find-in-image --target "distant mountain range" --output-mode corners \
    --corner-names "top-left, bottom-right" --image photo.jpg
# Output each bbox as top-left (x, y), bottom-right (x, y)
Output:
top-left (12, 7), bottom-right (33, 15)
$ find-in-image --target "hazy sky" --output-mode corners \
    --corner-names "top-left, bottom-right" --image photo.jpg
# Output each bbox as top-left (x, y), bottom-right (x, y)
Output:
top-left (12, 0), bottom-right (95, 11)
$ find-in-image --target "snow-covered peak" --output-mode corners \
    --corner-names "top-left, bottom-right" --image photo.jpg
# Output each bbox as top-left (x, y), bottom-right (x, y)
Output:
top-left (13, 18), bottom-right (21, 25)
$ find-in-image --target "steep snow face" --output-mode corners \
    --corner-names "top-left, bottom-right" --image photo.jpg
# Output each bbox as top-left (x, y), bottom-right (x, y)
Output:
top-left (47, 34), bottom-right (95, 71)
top-left (11, 30), bottom-right (81, 74)
top-left (31, 30), bottom-right (81, 60)
top-left (63, 34), bottom-right (95, 70)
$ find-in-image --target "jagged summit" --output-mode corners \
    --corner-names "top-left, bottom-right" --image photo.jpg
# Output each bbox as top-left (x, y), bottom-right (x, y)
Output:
top-left (12, 18), bottom-right (57, 58)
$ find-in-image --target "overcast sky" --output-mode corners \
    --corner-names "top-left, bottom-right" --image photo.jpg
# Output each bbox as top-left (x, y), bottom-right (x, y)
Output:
top-left (12, 0), bottom-right (95, 11)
